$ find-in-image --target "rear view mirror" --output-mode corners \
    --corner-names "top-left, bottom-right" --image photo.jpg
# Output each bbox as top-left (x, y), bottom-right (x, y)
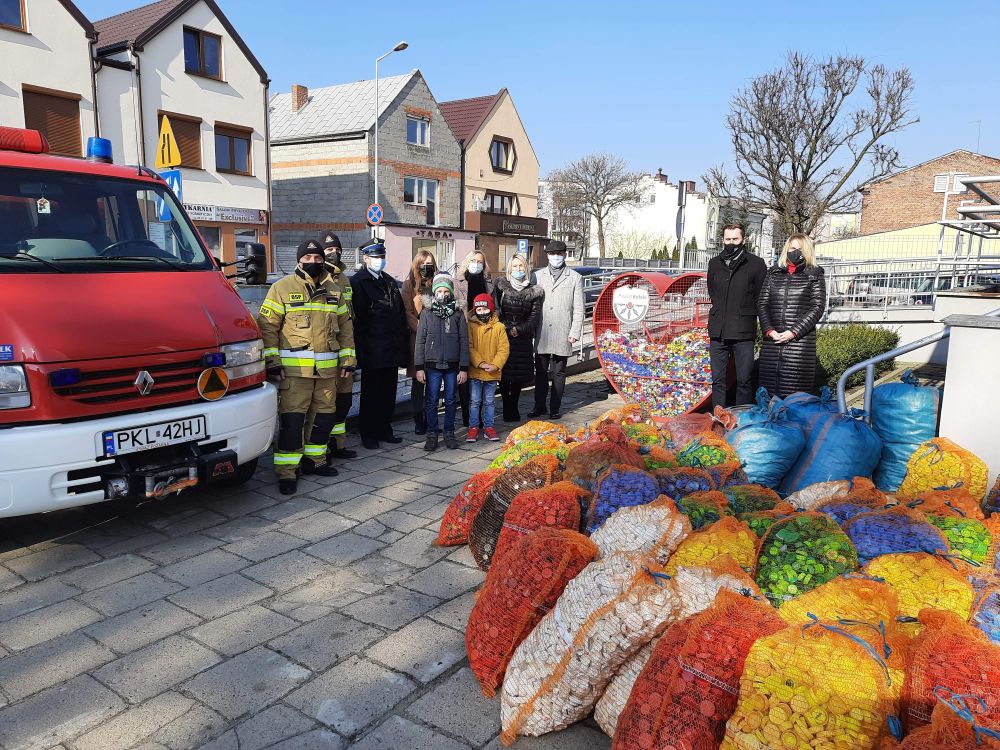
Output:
top-left (243, 243), bottom-right (267, 285)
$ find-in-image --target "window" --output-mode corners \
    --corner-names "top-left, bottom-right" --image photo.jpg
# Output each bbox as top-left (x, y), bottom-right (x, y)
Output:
top-left (648, 193), bottom-right (656, 204)
top-left (199, 226), bottom-right (222, 259)
top-left (485, 192), bottom-right (519, 215)
top-left (214, 124), bottom-right (252, 175)
top-left (159, 111), bottom-right (202, 169)
top-left (953, 173), bottom-right (969, 193)
top-left (403, 177), bottom-right (438, 226)
top-left (0, 0), bottom-right (24, 30)
top-left (490, 137), bottom-right (515, 172)
top-left (22, 88), bottom-right (81, 157)
top-left (406, 116), bottom-right (429, 146)
top-left (183, 27), bottom-right (222, 79)
top-left (933, 174), bottom-right (949, 193)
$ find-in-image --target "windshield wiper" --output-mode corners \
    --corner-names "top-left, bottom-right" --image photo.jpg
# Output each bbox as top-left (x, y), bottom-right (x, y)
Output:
top-left (0, 251), bottom-right (69, 273)
top-left (59, 255), bottom-right (190, 271)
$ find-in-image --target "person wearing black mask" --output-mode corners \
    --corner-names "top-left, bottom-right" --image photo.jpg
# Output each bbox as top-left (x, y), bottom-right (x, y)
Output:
top-left (757, 233), bottom-right (827, 397)
top-left (257, 240), bottom-right (353, 495)
top-left (454, 251), bottom-right (496, 427)
top-left (706, 224), bottom-right (767, 408)
top-left (402, 250), bottom-right (438, 434)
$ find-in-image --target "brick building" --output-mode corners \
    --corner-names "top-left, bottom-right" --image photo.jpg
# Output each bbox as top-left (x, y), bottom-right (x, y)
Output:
top-left (859, 150), bottom-right (1000, 235)
top-left (268, 70), bottom-right (473, 279)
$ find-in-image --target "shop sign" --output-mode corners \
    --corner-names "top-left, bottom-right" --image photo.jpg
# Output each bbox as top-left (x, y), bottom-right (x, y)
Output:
top-left (184, 203), bottom-right (268, 225)
top-left (501, 218), bottom-right (542, 235)
top-left (414, 229), bottom-right (455, 239)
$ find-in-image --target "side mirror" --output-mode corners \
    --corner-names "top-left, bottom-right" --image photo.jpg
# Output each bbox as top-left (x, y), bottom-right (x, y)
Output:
top-left (243, 243), bottom-right (268, 285)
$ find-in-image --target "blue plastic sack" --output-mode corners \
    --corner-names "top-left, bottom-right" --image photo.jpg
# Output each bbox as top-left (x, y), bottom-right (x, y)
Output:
top-left (871, 371), bottom-right (940, 492)
top-left (783, 386), bottom-right (839, 428)
top-left (728, 387), bottom-right (773, 428)
top-left (779, 411), bottom-right (883, 496)
top-left (726, 399), bottom-right (806, 489)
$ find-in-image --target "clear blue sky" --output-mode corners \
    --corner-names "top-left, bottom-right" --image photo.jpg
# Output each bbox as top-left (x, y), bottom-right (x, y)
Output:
top-left (78, 0), bottom-right (998, 188)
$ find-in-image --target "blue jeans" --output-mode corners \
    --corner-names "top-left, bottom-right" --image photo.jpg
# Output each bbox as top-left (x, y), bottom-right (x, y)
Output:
top-left (425, 366), bottom-right (458, 434)
top-left (469, 378), bottom-right (497, 429)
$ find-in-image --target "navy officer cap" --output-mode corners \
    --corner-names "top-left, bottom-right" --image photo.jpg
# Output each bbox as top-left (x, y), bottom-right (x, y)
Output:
top-left (359, 238), bottom-right (386, 257)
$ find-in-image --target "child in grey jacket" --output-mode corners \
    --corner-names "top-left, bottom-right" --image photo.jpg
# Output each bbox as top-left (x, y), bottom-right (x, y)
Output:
top-left (414, 273), bottom-right (469, 450)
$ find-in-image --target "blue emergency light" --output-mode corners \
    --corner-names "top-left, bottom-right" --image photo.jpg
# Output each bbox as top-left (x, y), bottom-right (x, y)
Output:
top-left (202, 353), bottom-right (226, 367)
top-left (86, 137), bottom-right (113, 164)
top-left (49, 368), bottom-right (82, 387)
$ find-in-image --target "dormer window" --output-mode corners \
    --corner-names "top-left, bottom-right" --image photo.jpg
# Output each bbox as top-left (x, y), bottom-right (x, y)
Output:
top-left (406, 116), bottom-right (429, 147)
top-left (490, 137), bottom-right (515, 173)
top-left (184, 27), bottom-right (222, 80)
top-left (0, 0), bottom-right (25, 31)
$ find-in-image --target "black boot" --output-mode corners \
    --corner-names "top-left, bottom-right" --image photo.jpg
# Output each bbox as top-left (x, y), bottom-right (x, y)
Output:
top-left (444, 432), bottom-right (458, 449)
top-left (278, 479), bottom-right (297, 495)
top-left (328, 446), bottom-right (357, 459)
top-left (424, 433), bottom-right (438, 452)
top-left (300, 458), bottom-right (339, 477)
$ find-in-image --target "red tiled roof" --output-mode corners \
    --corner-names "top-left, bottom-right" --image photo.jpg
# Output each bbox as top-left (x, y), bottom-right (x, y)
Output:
top-left (93, 0), bottom-right (186, 52)
top-left (438, 90), bottom-right (504, 146)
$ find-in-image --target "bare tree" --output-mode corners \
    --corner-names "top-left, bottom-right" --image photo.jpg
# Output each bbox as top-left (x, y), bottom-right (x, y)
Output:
top-left (705, 52), bottom-right (917, 237)
top-left (549, 153), bottom-right (644, 258)
top-left (609, 229), bottom-right (672, 260)
top-left (542, 176), bottom-right (591, 253)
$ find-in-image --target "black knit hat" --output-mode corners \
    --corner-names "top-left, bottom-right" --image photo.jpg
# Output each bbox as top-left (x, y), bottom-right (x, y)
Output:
top-left (545, 240), bottom-right (568, 254)
top-left (321, 231), bottom-right (342, 250)
top-left (297, 239), bottom-right (324, 261)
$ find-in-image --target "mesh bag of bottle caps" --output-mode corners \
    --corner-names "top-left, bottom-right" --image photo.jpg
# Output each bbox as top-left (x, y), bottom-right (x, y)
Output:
top-left (882, 689), bottom-right (1000, 750)
top-left (623, 421), bottom-right (669, 449)
top-left (492, 481), bottom-right (589, 567)
top-left (742, 508), bottom-right (797, 539)
top-left (664, 516), bottom-right (759, 576)
top-left (864, 553), bottom-right (975, 639)
top-left (786, 479), bottom-right (854, 511)
top-left (986, 477), bottom-right (1000, 517)
top-left (722, 616), bottom-right (903, 750)
top-left (817, 498), bottom-right (884, 527)
top-left (724, 484), bottom-right (784, 515)
top-left (466, 528), bottom-right (597, 699)
top-left (502, 420), bottom-right (569, 448)
top-left (595, 638), bottom-right (659, 737)
top-left (585, 464), bottom-right (662, 534)
top-left (676, 489), bottom-right (737, 530)
top-left (469, 454), bottom-right (561, 571)
top-left (654, 466), bottom-right (715, 500)
top-left (596, 403), bottom-right (654, 427)
top-left (661, 412), bottom-right (719, 447)
top-left (499, 552), bottom-right (683, 742)
top-left (897, 438), bottom-right (990, 503)
top-left (909, 486), bottom-right (986, 520)
top-left (844, 507), bottom-right (951, 565)
top-left (562, 423), bottom-right (647, 491)
top-left (708, 461), bottom-right (750, 490)
top-left (755, 512), bottom-right (860, 605)
top-left (612, 589), bottom-right (787, 750)
top-left (901, 609), bottom-right (1000, 734)
top-left (778, 574), bottom-right (901, 630)
top-left (641, 445), bottom-right (679, 471)
top-left (970, 577), bottom-right (1000, 644)
top-left (677, 433), bottom-right (741, 470)
top-left (489, 436), bottom-right (570, 470)
top-left (436, 468), bottom-right (505, 546)
top-left (923, 513), bottom-right (995, 571)
top-left (591, 495), bottom-right (692, 563)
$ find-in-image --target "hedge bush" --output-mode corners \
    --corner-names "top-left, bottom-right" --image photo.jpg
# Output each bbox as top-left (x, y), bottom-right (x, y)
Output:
top-left (815, 323), bottom-right (900, 390)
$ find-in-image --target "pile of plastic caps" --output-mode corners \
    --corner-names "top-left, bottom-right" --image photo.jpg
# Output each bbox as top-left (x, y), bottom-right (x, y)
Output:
top-left (435, 391), bottom-right (1000, 750)
top-left (597, 328), bottom-right (712, 417)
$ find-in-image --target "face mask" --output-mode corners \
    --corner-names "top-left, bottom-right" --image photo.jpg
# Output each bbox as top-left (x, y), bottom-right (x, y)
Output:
top-left (511, 269), bottom-right (527, 280)
top-left (435, 290), bottom-right (453, 304)
top-left (301, 261), bottom-right (325, 278)
top-left (369, 257), bottom-right (385, 273)
top-left (548, 254), bottom-right (565, 268)
top-left (419, 264), bottom-right (434, 279)
top-left (468, 261), bottom-right (484, 275)
top-left (324, 250), bottom-right (340, 265)
top-left (476, 312), bottom-right (491, 323)
top-left (722, 242), bottom-right (743, 257)
top-left (787, 249), bottom-right (805, 265)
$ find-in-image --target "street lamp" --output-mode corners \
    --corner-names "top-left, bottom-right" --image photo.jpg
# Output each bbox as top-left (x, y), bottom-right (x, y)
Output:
top-left (373, 41), bottom-right (409, 210)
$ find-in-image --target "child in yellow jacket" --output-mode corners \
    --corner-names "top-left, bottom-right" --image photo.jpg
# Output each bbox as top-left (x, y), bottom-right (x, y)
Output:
top-left (467, 293), bottom-right (510, 441)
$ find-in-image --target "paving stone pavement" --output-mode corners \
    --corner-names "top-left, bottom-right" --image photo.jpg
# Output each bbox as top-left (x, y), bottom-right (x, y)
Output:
top-left (0, 372), bottom-right (620, 750)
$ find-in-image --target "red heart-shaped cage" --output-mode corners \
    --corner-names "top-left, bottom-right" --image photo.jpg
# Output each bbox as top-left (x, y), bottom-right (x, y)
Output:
top-left (593, 272), bottom-right (713, 417)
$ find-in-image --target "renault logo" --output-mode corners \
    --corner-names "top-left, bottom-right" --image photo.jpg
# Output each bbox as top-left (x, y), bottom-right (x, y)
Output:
top-left (134, 370), bottom-right (155, 396)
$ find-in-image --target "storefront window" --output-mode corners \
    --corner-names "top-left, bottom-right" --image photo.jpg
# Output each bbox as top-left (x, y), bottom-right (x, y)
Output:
top-left (412, 238), bottom-right (454, 272)
top-left (199, 226), bottom-right (222, 260)
top-left (499, 244), bottom-right (519, 270)
top-left (234, 228), bottom-right (257, 255)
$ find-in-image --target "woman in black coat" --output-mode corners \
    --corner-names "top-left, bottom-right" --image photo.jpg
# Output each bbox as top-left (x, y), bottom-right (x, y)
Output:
top-left (493, 254), bottom-right (544, 422)
top-left (757, 234), bottom-right (827, 398)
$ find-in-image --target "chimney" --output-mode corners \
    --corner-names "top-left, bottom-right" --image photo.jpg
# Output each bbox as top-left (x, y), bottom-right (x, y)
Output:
top-left (655, 168), bottom-right (668, 184)
top-left (291, 84), bottom-right (309, 113)
top-left (685, 180), bottom-right (696, 194)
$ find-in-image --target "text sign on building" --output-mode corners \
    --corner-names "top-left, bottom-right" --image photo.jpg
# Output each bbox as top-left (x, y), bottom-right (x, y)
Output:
top-left (502, 218), bottom-right (541, 235)
top-left (184, 204), bottom-right (267, 224)
top-left (612, 286), bottom-right (649, 324)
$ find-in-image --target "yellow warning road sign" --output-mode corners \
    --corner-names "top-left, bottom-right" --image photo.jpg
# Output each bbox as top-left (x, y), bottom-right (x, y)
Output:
top-left (155, 115), bottom-right (182, 170)
top-left (197, 367), bottom-right (230, 401)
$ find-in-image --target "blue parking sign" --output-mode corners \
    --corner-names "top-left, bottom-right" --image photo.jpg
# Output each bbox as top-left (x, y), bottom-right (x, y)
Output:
top-left (517, 239), bottom-right (528, 255)
top-left (157, 169), bottom-right (183, 221)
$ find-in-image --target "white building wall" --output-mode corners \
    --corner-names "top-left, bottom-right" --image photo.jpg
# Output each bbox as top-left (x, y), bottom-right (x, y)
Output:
top-left (0, 0), bottom-right (95, 145)
top-left (94, 64), bottom-right (140, 165)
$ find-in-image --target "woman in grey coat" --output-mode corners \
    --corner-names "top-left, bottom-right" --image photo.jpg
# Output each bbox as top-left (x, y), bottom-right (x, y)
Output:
top-left (529, 241), bottom-right (584, 419)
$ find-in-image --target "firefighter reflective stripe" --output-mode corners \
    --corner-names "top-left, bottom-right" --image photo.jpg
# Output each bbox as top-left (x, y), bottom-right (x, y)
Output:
top-left (263, 347), bottom-right (280, 358)
top-left (273, 451), bottom-right (302, 465)
top-left (339, 347), bottom-right (356, 358)
top-left (331, 422), bottom-right (346, 435)
top-left (260, 299), bottom-right (285, 315)
top-left (343, 287), bottom-right (353, 300)
top-left (335, 304), bottom-right (348, 315)
top-left (315, 351), bottom-right (340, 371)
top-left (303, 443), bottom-right (326, 457)
top-left (279, 349), bottom-right (340, 369)
top-left (300, 303), bottom-right (339, 313)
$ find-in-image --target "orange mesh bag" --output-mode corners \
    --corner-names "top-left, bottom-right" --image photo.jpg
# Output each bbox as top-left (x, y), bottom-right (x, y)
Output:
top-left (971, 577), bottom-right (1000, 644)
top-left (865, 553), bottom-right (975, 639)
top-left (623, 421), bottom-right (668, 450)
top-left (779, 574), bottom-right (901, 629)
top-left (436, 468), bottom-right (504, 546)
top-left (722, 616), bottom-right (904, 750)
top-left (880, 693), bottom-right (1000, 750)
top-left (741, 508), bottom-right (796, 539)
top-left (898, 438), bottom-right (990, 503)
top-left (502, 420), bottom-right (568, 448)
top-left (491, 481), bottom-right (589, 566)
top-left (488, 435), bottom-right (569, 471)
top-left (661, 412), bottom-right (718, 446)
top-left (724, 484), bottom-right (784, 515)
top-left (586, 463), bottom-right (661, 533)
top-left (848, 476), bottom-right (892, 505)
top-left (786, 478), bottom-right (853, 511)
top-left (654, 466), bottom-right (715, 501)
top-left (909, 486), bottom-right (986, 521)
top-left (708, 460), bottom-right (750, 490)
top-left (591, 495), bottom-right (692, 563)
top-left (614, 589), bottom-right (787, 750)
top-left (466, 528), bottom-right (597, 699)
top-left (677, 432), bottom-right (741, 470)
top-left (844, 507), bottom-right (951, 565)
top-left (595, 638), bottom-right (660, 737)
top-left (664, 516), bottom-right (759, 576)
top-left (986, 476), bottom-right (1000, 516)
top-left (676, 489), bottom-right (735, 530)
top-left (469, 454), bottom-right (561, 571)
top-left (901, 609), bottom-right (1000, 734)
top-left (642, 445), bottom-right (679, 471)
top-left (562, 423), bottom-right (646, 491)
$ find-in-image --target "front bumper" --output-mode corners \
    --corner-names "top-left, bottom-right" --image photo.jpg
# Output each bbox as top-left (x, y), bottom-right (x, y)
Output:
top-left (0, 383), bottom-right (276, 518)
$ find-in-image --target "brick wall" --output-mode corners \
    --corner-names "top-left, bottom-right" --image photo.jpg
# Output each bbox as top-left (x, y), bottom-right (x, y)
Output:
top-left (860, 151), bottom-right (1000, 234)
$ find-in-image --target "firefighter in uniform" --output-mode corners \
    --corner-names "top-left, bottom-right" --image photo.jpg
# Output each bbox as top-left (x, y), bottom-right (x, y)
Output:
top-left (257, 240), bottom-right (354, 495)
top-left (319, 231), bottom-right (357, 459)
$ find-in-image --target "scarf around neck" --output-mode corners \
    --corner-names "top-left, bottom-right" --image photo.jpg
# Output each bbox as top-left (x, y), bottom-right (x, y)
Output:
top-left (432, 297), bottom-right (457, 319)
top-left (507, 272), bottom-right (530, 292)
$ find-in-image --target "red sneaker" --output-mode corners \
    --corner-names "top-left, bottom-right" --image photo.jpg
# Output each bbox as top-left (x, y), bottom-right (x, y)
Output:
top-left (466, 428), bottom-right (479, 442)
top-left (484, 427), bottom-right (500, 442)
